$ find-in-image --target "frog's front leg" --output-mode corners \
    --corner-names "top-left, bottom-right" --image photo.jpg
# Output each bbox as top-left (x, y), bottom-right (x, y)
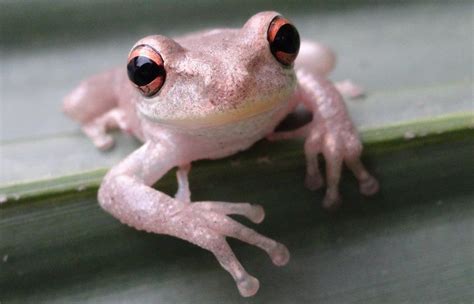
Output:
top-left (175, 164), bottom-right (192, 202)
top-left (63, 69), bottom-right (131, 150)
top-left (173, 165), bottom-right (265, 223)
top-left (82, 108), bottom-right (129, 150)
top-left (271, 70), bottom-right (379, 210)
top-left (98, 141), bottom-right (289, 297)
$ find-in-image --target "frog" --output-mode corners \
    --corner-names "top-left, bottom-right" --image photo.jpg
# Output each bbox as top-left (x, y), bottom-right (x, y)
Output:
top-left (63, 11), bottom-right (379, 297)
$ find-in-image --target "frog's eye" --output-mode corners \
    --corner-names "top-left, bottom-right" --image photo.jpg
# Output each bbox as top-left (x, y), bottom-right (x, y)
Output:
top-left (127, 45), bottom-right (166, 97)
top-left (267, 16), bottom-right (300, 66)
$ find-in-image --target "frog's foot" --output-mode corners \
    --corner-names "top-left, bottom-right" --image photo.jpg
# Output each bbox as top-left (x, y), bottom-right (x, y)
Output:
top-left (82, 109), bottom-right (128, 150)
top-left (303, 124), bottom-right (379, 210)
top-left (267, 126), bottom-right (324, 191)
top-left (169, 201), bottom-right (289, 297)
top-left (83, 123), bottom-right (114, 150)
top-left (335, 80), bottom-right (365, 99)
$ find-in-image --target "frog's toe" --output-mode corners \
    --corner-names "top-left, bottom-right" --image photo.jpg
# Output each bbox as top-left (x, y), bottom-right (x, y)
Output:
top-left (202, 208), bottom-right (290, 269)
top-left (305, 172), bottom-right (324, 191)
top-left (359, 175), bottom-right (379, 196)
top-left (237, 274), bottom-right (260, 297)
top-left (247, 204), bottom-right (265, 224)
top-left (322, 191), bottom-right (342, 211)
top-left (178, 204), bottom-right (286, 297)
top-left (345, 157), bottom-right (379, 197)
top-left (93, 134), bottom-right (115, 151)
top-left (269, 243), bottom-right (290, 266)
top-left (82, 123), bottom-right (115, 150)
top-left (193, 201), bottom-right (265, 224)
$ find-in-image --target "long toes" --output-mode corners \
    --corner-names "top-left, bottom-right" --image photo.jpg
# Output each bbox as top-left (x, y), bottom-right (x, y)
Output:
top-left (236, 274), bottom-right (260, 297)
top-left (269, 243), bottom-right (290, 266)
top-left (305, 173), bottom-right (324, 191)
top-left (194, 202), bottom-right (265, 224)
top-left (360, 176), bottom-right (379, 196)
top-left (322, 192), bottom-right (342, 211)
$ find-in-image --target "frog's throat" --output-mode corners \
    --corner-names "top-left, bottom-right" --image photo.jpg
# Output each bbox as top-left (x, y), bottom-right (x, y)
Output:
top-left (139, 95), bottom-right (290, 129)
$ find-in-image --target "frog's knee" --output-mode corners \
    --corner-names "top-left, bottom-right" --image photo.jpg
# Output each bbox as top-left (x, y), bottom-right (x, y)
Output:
top-left (296, 40), bottom-right (336, 76)
top-left (63, 71), bottom-right (119, 124)
top-left (63, 85), bottom-right (93, 123)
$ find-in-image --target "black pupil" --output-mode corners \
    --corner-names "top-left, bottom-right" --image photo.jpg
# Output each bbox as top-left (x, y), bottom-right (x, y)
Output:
top-left (272, 23), bottom-right (300, 54)
top-left (127, 56), bottom-right (163, 86)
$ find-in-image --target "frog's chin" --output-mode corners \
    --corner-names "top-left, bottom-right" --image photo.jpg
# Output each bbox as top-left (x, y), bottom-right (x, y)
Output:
top-left (139, 94), bottom-right (291, 130)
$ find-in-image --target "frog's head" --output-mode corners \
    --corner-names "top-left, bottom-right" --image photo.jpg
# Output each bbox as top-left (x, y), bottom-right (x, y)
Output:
top-left (127, 11), bottom-right (300, 129)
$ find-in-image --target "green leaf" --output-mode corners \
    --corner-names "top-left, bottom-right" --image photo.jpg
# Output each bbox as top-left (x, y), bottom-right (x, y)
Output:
top-left (1, 136), bottom-right (473, 303)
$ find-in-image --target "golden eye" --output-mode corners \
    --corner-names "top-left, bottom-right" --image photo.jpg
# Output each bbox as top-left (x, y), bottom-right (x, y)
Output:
top-left (267, 16), bottom-right (300, 66)
top-left (127, 45), bottom-right (166, 97)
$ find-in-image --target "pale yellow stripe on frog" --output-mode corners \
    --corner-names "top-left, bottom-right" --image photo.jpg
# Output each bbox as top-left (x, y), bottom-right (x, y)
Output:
top-left (142, 93), bottom-right (290, 129)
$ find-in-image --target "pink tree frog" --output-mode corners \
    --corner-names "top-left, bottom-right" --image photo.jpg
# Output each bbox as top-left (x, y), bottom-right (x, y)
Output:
top-left (63, 12), bottom-right (379, 297)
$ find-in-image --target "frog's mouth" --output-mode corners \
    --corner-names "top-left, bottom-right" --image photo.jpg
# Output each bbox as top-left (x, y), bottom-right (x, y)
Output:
top-left (139, 92), bottom-right (291, 129)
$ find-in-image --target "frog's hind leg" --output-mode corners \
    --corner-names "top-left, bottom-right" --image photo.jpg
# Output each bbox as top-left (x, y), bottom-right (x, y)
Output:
top-left (63, 69), bottom-right (127, 150)
top-left (63, 69), bottom-right (118, 125)
top-left (296, 40), bottom-right (365, 99)
top-left (296, 40), bottom-right (336, 77)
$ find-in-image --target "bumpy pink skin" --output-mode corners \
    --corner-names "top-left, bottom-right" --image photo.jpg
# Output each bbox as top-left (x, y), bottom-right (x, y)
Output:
top-left (63, 11), bottom-right (378, 297)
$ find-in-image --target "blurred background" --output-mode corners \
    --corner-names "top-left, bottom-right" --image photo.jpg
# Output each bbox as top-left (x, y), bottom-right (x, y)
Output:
top-left (1, 1), bottom-right (473, 303)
